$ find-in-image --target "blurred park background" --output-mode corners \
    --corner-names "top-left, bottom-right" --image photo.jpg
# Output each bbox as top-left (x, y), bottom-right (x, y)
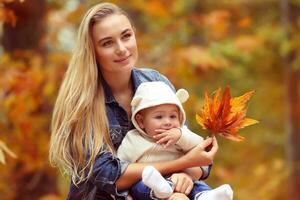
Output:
top-left (0, 0), bottom-right (300, 199)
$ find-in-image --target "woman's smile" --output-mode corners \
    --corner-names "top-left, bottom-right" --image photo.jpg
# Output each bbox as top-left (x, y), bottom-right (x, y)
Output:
top-left (114, 54), bottom-right (131, 63)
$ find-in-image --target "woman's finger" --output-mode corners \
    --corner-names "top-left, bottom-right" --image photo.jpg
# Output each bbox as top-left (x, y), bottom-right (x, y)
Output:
top-left (174, 177), bottom-right (183, 192)
top-left (207, 136), bottom-right (218, 156)
top-left (171, 174), bottom-right (178, 189)
top-left (201, 137), bottom-right (213, 149)
top-left (184, 184), bottom-right (193, 195)
top-left (167, 193), bottom-right (189, 200)
top-left (126, 194), bottom-right (133, 200)
top-left (180, 177), bottom-right (192, 193)
top-left (177, 179), bottom-right (187, 193)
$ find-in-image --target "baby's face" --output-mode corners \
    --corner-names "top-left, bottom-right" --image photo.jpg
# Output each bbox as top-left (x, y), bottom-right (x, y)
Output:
top-left (137, 104), bottom-right (181, 137)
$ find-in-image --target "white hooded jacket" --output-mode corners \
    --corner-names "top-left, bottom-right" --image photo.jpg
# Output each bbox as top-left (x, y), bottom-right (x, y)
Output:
top-left (117, 81), bottom-right (204, 163)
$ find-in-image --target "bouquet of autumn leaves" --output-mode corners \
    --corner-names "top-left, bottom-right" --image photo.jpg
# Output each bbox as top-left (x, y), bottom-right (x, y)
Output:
top-left (196, 87), bottom-right (258, 141)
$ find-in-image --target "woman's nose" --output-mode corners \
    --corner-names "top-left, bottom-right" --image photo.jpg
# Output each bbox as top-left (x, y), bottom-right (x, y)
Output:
top-left (115, 41), bottom-right (126, 55)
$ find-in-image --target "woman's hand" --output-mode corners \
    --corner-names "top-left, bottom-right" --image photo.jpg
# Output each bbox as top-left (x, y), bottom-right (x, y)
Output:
top-left (153, 128), bottom-right (181, 148)
top-left (167, 192), bottom-right (189, 200)
top-left (170, 173), bottom-right (193, 195)
top-left (182, 136), bottom-right (218, 167)
top-left (183, 167), bottom-right (203, 181)
top-left (126, 194), bottom-right (133, 200)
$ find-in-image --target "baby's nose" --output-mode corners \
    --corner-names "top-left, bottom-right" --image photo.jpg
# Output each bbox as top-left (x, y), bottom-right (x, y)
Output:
top-left (163, 119), bottom-right (172, 126)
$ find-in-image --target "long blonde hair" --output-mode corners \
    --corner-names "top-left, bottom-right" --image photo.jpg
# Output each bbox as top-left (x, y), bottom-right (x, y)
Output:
top-left (49, 3), bottom-right (130, 185)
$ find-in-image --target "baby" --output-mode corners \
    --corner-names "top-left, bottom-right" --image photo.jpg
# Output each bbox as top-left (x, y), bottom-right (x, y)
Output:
top-left (117, 81), bottom-right (233, 200)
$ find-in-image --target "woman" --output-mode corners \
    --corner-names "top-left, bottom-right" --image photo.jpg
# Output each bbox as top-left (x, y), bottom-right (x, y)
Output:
top-left (49, 2), bottom-right (218, 200)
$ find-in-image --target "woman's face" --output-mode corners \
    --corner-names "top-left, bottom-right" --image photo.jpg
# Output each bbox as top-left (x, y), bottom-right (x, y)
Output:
top-left (92, 14), bottom-right (138, 76)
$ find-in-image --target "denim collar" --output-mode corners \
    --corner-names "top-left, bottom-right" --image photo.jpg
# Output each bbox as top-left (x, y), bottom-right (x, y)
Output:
top-left (102, 68), bottom-right (143, 104)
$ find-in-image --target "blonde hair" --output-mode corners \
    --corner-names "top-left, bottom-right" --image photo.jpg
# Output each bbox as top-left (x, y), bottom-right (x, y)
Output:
top-left (49, 3), bottom-right (129, 185)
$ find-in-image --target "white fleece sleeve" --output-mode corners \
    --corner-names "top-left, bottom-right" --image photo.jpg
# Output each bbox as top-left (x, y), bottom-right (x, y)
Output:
top-left (117, 129), bottom-right (153, 163)
top-left (175, 125), bottom-right (204, 152)
top-left (117, 134), bottom-right (136, 163)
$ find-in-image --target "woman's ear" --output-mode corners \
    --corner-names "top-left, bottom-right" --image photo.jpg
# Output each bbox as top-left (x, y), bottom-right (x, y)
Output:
top-left (135, 113), bottom-right (144, 129)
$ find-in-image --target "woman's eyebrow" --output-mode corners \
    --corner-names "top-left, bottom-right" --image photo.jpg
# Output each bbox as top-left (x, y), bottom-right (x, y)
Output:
top-left (121, 29), bottom-right (131, 34)
top-left (98, 37), bottom-right (112, 44)
top-left (98, 29), bottom-right (132, 44)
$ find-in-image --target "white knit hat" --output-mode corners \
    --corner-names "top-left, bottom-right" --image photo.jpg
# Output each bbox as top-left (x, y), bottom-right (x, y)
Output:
top-left (131, 81), bottom-right (189, 135)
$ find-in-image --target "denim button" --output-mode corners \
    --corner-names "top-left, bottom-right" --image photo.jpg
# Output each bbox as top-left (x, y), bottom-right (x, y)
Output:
top-left (109, 126), bottom-right (123, 149)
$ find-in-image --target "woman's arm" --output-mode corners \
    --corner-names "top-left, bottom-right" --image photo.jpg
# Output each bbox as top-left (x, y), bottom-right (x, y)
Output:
top-left (182, 167), bottom-right (203, 180)
top-left (116, 137), bottom-right (218, 190)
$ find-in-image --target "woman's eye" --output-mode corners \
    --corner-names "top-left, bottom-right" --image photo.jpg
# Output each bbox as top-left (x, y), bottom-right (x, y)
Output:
top-left (122, 33), bottom-right (131, 40)
top-left (102, 40), bottom-right (113, 47)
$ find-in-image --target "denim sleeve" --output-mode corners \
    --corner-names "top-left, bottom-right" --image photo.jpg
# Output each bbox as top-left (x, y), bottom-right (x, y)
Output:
top-left (90, 152), bottom-right (129, 196)
top-left (66, 151), bottom-right (129, 199)
top-left (200, 164), bottom-right (212, 180)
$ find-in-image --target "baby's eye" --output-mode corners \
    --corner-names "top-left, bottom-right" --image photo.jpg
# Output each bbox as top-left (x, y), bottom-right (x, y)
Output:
top-left (170, 115), bottom-right (178, 119)
top-left (155, 115), bottom-right (162, 119)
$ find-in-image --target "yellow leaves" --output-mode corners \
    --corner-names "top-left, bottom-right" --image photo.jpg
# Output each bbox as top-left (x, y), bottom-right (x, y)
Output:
top-left (179, 46), bottom-right (229, 71)
top-left (39, 194), bottom-right (62, 200)
top-left (0, 52), bottom-right (65, 170)
top-left (132, 0), bottom-right (169, 18)
top-left (196, 86), bottom-right (258, 141)
top-left (146, 0), bottom-right (168, 17)
top-left (203, 10), bottom-right (231, 40)
top-left (238, 17), bottom-right (252, 28)
top-left (234, 35), bottom-right (261, 53)
top-left (0, 140), bottom-right (17, 164)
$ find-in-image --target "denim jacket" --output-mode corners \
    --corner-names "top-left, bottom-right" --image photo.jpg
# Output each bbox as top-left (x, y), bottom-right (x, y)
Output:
top-left (67, 68), bottom-right (211, 200)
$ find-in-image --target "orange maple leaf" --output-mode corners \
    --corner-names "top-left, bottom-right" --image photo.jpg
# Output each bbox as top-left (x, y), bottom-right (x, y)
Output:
top-left (196, 86), bottom-right (258, 141)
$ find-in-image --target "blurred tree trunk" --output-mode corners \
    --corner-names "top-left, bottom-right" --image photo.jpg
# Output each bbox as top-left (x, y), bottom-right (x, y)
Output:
top-left (280, 1), bottom-right (300, 199)
top-left (1, 0), bottom-right (46, 53)
top-left (1, 0), bottom-right (59, 199)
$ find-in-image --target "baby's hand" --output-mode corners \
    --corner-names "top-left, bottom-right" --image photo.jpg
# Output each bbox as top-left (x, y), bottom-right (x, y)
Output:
top-left (153, 128), bottom-right (181, 148)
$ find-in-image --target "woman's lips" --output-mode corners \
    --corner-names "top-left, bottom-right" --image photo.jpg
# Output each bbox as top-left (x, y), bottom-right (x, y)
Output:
top-left (114, 55), bottom-right (131, 62)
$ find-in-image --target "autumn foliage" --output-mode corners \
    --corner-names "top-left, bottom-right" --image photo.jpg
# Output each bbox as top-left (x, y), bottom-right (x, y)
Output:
top-left (196, 87), bottom-right (258, 141)
top-left (0, 0), bottom-right (296, 199)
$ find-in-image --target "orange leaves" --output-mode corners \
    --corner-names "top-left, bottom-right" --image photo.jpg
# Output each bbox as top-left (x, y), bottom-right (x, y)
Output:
top-left (179, 46), bottom-right (229, 71)
top-left (145, 0), bottom-right (168, 17)
top-left (234, 35), bottom-right (261, 53)
top-left (0, 7), bottom-right (17, 27)
top-left (0, 52), bottom-right (66, 172)
top-left (203, 10), bottom-right (231, 40)
top-left (196, 87), bottom-right (258, 141)
top-left (0, 0), bottom-right (26, 27)
top-left (131, 0), bottom-right (169, 18)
